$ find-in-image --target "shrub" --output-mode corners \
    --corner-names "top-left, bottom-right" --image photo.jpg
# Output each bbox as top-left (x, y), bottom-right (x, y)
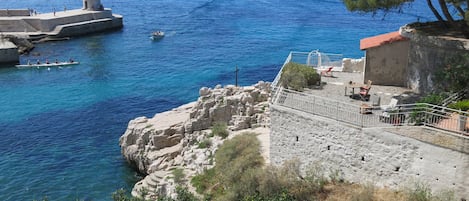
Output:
top-left (417, 93), bottom-right (447, 105)
top-left (112, 188), bottom-right (144, 201)
top-left (280, 62), bottom-right (320, 91)
top-left (211, 122), bottom-right (229, 139)
top-left (434, 53), bottom-right (469, 92)
top-left (191, 168), bottom-right (216, 194)
top-left (448, 99), bottom-right (469, 111)
top-left (351, 184), bottom-right (375, 201)
top-left (172, 168), bottom-right (185, 184)
top-left (405, 183), bottom-right (433, 201)
top-left (197, 139), bottom-right (212, 149)
top-left (175, 186), bottom-right (199, 201)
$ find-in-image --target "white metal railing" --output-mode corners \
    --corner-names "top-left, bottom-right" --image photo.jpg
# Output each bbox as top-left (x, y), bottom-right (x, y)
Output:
top-left (271, 86), bottom-right (469, 136)
top-left (271, 50), bottom-right (343, 103)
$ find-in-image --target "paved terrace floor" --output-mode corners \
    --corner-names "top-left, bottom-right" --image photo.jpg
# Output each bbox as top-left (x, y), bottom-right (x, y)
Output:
top-left (305, 71), bottom-right (421, 107)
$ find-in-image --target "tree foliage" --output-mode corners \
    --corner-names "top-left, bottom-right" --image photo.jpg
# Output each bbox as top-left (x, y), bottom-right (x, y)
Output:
top-left (343, 0), bottom-right (469, 31)
top-left (434, 53), bottom-right (469, 92)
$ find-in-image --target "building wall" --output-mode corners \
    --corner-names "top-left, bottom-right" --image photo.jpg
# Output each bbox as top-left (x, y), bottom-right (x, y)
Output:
top-left (364, 40), bottom-right (409, 87)
top-left (270, 104), bottom-right (469, 200)
top-left (400, 27), bottom-right (469, 94)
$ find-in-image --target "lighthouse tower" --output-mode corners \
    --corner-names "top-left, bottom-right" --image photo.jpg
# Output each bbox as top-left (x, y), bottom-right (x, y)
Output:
top-left (83, 0), bottom-right (104, 11)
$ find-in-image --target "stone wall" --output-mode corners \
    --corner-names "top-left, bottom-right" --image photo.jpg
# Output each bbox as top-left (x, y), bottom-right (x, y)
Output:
top-left (270, 104), bottom-right (469, 200)
top-left (342, 58), bottom-right (364, 73)
top-left (400, 26), bottom-right (469, 94)
top-left (364, 40), bottom-right (409, 87)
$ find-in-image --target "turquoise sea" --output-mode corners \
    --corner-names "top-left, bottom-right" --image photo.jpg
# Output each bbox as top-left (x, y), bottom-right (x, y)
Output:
top-left (0, 0), bottom-right (435, 200)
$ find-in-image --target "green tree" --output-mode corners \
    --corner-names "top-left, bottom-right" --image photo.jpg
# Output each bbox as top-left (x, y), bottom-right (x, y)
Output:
top-left (343, 0), bottom-right (469, 33)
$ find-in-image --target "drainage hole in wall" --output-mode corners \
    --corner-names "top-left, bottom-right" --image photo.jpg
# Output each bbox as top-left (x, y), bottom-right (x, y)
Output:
top-left (420, 157), bottom-right (423, 160)
top-left (296, 136), bottom-right (299, 142)
top-left (436, 178), bottom-right (439, 181)
top-left (454, 165), bottom-right (456, 168)
top-left (416, 173), bottom-right (420, 176)
top-left (453, 183), bottom-right (455, 186)
top-left (394, 166), bottom-right (400, 172)
top-left (327, 145), bottom-right (331, 150)
top-left (361, 156), bottom-right (365, 161)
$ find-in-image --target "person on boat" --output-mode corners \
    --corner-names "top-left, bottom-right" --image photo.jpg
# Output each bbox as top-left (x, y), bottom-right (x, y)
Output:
top-left (36, 60), bottom-right (41, 64)
top-left (55, 59), bottom-right (59, 64)
top-left (69, 58), bottom-right (74, 63)
top-left (45, 59), bottom-right (50, 64)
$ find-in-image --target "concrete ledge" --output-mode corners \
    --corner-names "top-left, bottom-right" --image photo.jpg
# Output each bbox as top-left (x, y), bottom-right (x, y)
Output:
top-left (381, 127), bottom-right (469, 154)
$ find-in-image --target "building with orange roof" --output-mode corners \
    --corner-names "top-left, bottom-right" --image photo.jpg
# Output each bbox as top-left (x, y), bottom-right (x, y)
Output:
top-left (360, 31), bottom-right (410, 87)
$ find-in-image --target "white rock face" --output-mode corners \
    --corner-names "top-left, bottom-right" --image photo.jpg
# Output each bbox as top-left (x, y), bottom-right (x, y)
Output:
top-left (119, 81), bottom-right (271, 199)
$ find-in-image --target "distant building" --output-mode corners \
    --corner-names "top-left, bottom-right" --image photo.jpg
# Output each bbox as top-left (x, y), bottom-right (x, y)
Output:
top-left (360, 31), bottom-right (410, 87)
top-left (83, 0), bottom-right (104, 11)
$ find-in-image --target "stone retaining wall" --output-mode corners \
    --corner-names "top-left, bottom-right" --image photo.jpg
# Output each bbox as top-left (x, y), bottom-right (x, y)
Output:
top-left (270, 104), bottom-right (469, 200)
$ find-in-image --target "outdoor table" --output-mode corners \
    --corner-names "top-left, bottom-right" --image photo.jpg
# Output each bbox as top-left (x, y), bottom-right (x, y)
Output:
top-left (345, 82), bottom-right (363, 96)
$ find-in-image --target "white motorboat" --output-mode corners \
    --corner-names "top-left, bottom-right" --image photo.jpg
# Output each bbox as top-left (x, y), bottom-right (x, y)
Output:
top-left (15, 61), bottom-right (80, 69)
top-left (151, 31), bottom-right (165, 40)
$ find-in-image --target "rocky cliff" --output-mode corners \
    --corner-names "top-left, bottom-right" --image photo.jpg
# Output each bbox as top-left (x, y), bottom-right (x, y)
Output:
top-left (119, 81), bottom-right (271, 199)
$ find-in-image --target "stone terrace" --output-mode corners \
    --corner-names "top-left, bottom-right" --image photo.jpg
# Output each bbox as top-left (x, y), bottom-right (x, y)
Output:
top-left (307, 71), bottom-right (420, 107)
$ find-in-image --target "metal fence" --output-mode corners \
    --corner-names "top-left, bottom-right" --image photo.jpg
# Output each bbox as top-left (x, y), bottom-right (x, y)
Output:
top-left (271, 51), bottom-right (469, 136)
top-left (272, 86), bottom-right (469, 136)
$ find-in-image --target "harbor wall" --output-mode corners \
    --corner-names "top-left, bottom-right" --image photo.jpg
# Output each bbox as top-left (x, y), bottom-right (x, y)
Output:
top-left (0, 9), bottom-right (122, 35)
top-left (270, 104), bottom-right (469, 200)
top-left (54, 16), bottom-right (123, 37)
top-left (0, 9), bottom-right (30, 17)
top-left (0, 40), bottom-right (18, 64)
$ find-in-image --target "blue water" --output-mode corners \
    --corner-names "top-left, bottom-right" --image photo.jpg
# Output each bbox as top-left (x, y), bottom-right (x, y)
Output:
top-left (0, 0), bottom-right (435, 200)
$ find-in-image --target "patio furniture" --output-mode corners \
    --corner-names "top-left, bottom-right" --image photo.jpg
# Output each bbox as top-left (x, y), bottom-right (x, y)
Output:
top-left (380, 98), bottom-right (398, 111)
top-left (360, 103), bottom-right (372, 114)
top-left (344, 82), bottom-right (362, 96)
top-left (320, 67), bottom-right (334, 77)
top-left (359, 80), bottom-right (372, 101)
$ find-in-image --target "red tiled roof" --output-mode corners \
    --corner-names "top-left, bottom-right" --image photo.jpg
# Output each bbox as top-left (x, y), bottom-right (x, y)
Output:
top-left (360, 31), bottom-right (409, 50)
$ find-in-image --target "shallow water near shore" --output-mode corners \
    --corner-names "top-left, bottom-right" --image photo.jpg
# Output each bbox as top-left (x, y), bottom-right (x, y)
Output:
top-left (0, 0), bottom-right (434, 200)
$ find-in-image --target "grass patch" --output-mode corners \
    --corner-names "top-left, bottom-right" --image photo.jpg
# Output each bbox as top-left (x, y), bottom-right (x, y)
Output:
top-left (197, 139), bottom-right (212, 149)
top-left (172, 168), bottom-right (185, 184)
top-left (211, 122), bottom-right (229, 139)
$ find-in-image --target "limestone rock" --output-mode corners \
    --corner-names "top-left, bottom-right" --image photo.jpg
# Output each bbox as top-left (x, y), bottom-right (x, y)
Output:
top-left (119, 81), bottom-right (271, 199)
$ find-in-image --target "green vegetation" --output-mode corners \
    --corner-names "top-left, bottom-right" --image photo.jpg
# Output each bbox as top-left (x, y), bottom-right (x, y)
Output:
top-left (172, 168), bottom-right (185, 184)
top-left (280, 62), bottom-right (320, 92)
top-left (343, 0), bottom-right (469, 33)
top-left (448, 100), bottom-right (469, 111)
top-left (190, 132), bottom-right (341, 201)
top-left (211, 122), bottom-right (229, 139)
top-left (112, 186), bottom-right (198, 201)
top-left (435, 53), bottom-right (469, 92)
top-left (197, 139), bottom-right (212, 149)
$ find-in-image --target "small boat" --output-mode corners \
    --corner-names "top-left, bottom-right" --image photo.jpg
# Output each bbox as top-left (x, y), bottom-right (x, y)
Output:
top-left (151, 31), bottom-right (165, 40)
top-left (15, 61), bottom-right (80, 69)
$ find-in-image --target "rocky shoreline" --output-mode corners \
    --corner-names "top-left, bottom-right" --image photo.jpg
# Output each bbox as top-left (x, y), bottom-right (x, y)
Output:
top-left (119, 81), bottom-right (271, 199)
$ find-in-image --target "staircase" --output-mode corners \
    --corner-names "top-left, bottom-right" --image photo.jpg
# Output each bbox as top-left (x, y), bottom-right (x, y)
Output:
top-left (441, 89), bottom-right (468, 107)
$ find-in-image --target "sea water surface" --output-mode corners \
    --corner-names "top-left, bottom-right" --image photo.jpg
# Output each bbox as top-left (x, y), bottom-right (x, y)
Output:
top-left (0, 0), bottom-right (435, 200)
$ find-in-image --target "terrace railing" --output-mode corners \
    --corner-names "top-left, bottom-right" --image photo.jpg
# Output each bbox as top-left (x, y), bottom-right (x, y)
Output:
top-left (271, 86), bottom-right (469, 136)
